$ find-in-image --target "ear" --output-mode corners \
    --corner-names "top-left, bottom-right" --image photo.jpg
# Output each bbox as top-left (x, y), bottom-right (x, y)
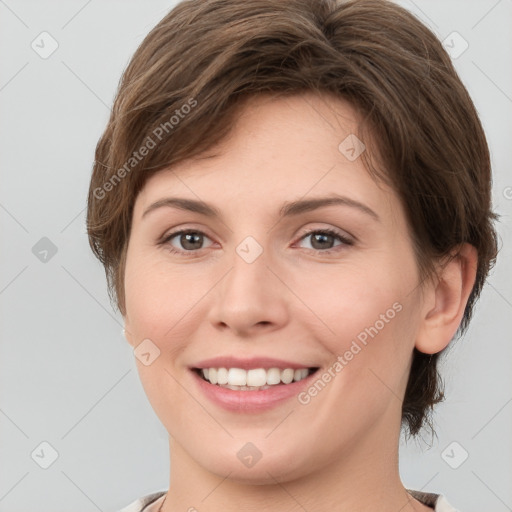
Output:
top-left (415, 243), bottom-right (478, 354)
top-left (122, 318), bottom-right (137, 348)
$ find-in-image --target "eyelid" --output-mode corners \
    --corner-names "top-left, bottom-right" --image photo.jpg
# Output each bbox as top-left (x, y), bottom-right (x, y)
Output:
top-left (159, 228), bottom-right (215, 247)
top-left (159, 223), bottom-right (355, 256)
top-left (160, 223), bottom-right (355, 243)
top-left (295, 224), bottom-right (355, 244)
top-left (159, 223), bottom-right (215, 242)
top-left (292, 227), bottom-right (354, 255)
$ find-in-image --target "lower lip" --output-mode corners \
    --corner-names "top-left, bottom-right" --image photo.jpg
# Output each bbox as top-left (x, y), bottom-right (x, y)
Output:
top-left (190, 369), bottom-right (318, 412)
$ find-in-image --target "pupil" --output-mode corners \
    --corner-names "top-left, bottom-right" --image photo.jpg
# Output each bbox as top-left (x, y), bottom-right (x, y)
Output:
top-left (183, 232), bottom-right (201, 249)
top-left (312, 233), bottom-right (332, 249)
top-left (180, 232), bottom-right (334, 251)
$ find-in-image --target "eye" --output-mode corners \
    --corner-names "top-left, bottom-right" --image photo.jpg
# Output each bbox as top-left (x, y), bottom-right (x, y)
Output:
top-left (159, 227), bottom-right (353, 256)
top-left (160, 229), bottom-right (214, 254)
top-left (295, 228), bottom-right (353, 254)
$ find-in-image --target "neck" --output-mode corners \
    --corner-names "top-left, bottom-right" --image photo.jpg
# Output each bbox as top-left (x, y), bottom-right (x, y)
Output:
top-left (161, 422), bottom-right (430, 512)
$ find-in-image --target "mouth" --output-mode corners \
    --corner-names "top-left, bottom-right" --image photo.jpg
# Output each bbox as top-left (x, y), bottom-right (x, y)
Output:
top-left (192, 366), bottom-right (320, 391)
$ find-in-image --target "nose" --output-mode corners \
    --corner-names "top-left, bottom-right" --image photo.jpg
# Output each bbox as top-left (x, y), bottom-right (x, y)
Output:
top-left (207, 248), bottom-right (289, 337)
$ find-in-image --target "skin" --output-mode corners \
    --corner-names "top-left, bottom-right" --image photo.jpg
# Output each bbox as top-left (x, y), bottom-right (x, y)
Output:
top-left (122, 92), bottom-right (477, 512)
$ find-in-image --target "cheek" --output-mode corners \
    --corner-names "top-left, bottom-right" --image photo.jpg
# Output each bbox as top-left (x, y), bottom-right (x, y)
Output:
top-left (123, 252), bottom-right (213, 346)
top-left (123, 250), bottom-right (172, 342)
top-left (300, 256), bottom-right (420, 383)
top-left (292, 271), bottom-right (419, 440)
top-left (123, 254), bottom-right (199, 430)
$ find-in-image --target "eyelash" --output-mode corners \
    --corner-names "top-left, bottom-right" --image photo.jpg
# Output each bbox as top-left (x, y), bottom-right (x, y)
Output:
top-left (159, 227), bottom-right (353, 256)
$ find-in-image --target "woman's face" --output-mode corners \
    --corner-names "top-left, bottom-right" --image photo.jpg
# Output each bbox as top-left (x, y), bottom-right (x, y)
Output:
top-left (123, 93), bottom-right (425, 482)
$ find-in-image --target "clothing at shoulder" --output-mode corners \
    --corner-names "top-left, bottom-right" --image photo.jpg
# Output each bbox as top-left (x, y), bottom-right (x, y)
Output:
top-left (118, 489), bottom-right (460, 512)
top-left (118, 491), bottom-right (166, 512)
top-left (408, 490), bottom-right (460, 512)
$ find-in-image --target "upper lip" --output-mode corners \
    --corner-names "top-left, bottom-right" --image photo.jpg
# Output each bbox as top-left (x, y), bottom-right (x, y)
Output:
top-left (191, 356), bottom-right (318, 370)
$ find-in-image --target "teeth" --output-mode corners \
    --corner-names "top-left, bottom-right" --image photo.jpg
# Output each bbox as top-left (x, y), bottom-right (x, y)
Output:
top-left (200, 367), bottom-right (311, 389)
top-left (217, 367), bottom-right (228, 385)
top-left (266, 368), bottom-right (281, 385)
top-left (294, 368), bottom-right (304, 381)
top-left (228, 368), bottom-right (246, 386)
top-left (247, 368), bottom-right (267, 387)
top-left (281, 368), bottom-right (294, 384)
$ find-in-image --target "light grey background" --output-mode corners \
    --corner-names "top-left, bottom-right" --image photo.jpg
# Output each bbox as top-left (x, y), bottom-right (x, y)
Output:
top-left (0, 1), bottom-right (511, 511)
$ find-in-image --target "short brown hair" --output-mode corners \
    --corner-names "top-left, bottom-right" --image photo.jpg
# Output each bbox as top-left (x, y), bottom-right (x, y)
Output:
top-left (86, 0), bottom-right (498, 436)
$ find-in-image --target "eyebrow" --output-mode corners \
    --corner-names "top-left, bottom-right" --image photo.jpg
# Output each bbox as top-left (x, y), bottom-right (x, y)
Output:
top-left (142, 195), bottom-right (380, 222)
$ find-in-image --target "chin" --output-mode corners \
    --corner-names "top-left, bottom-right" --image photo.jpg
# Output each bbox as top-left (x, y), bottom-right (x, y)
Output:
top-left (196, 447), bottom-right (314, 485)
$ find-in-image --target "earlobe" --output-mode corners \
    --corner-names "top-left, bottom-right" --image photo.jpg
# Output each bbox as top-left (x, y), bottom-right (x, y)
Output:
top-left (415, 244), bottom-right (478, 354)
top-left (122, 321), bottom-right (136, 347)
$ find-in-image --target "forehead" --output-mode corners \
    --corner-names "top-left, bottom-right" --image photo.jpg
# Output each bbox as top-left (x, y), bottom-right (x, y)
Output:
top-left (134, 92), bottom-right (395, 221)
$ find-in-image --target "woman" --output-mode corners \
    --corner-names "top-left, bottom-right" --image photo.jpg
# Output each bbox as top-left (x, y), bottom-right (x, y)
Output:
top-left (86, 0), bottom-right (498, 510)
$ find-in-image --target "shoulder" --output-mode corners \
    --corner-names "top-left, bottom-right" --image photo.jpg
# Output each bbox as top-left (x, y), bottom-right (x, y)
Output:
top-left (408, 489), bottom-right (460, 512)
top-left (117, 491), bottom-right (166, 512)
top-left (116, 489), bottom-right (460, 512)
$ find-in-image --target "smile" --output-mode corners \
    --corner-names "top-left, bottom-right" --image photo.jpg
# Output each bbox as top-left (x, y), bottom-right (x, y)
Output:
top-left (194, 366), bottom-right (318, 390)
top-left (190, 365), bottom-right (320, 412)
